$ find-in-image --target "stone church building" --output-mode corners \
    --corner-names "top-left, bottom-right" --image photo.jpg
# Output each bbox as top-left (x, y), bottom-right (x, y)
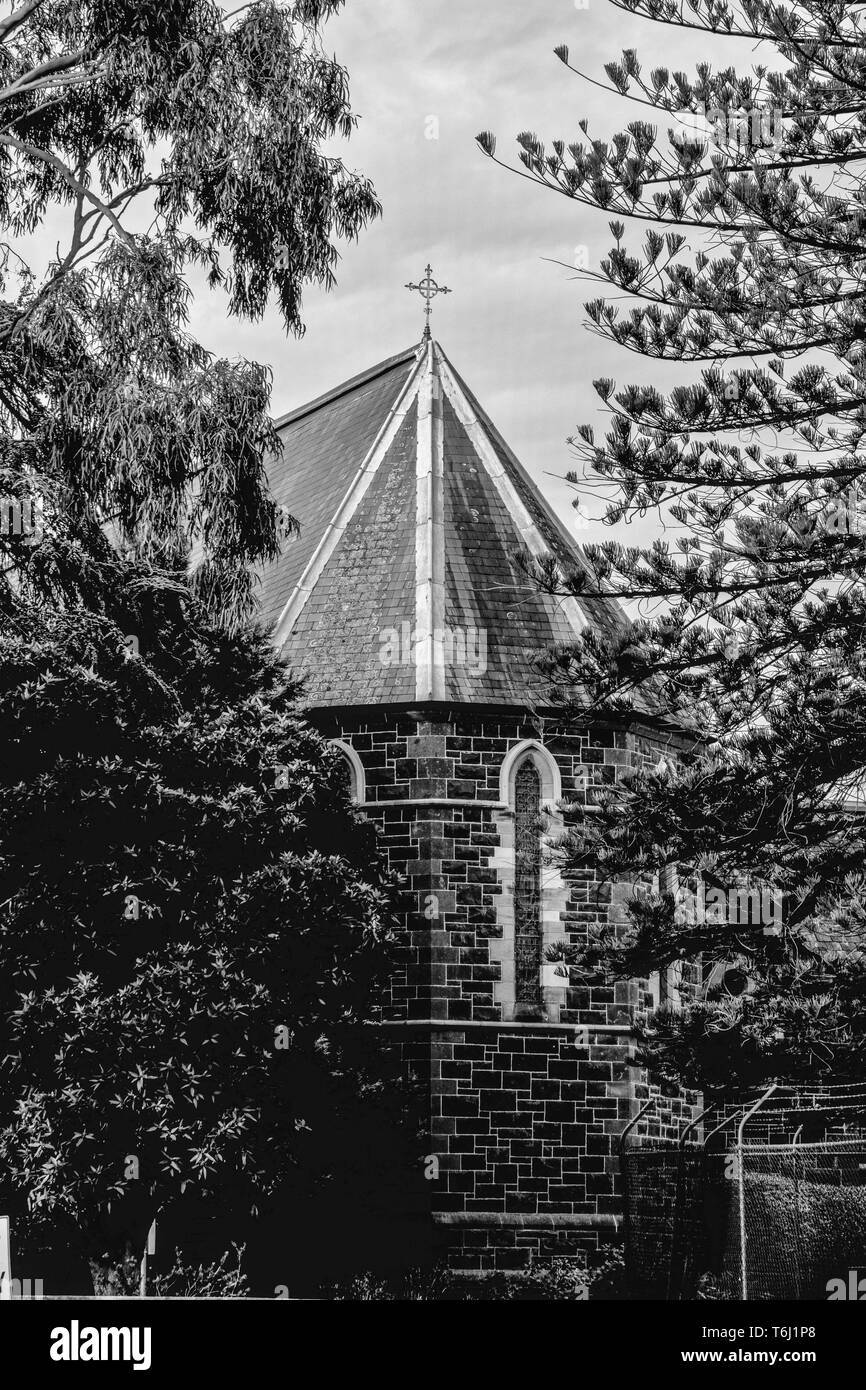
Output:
top-left (258, 333), bottom-right (695, 1275)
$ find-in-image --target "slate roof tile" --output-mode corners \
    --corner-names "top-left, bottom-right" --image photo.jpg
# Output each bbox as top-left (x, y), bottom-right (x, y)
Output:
top-left (256, 340), bottom-right (633, 711)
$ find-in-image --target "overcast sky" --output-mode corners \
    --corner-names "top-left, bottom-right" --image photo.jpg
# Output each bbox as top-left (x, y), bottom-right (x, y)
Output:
top-left (191, 1), bottom-right (750, 547)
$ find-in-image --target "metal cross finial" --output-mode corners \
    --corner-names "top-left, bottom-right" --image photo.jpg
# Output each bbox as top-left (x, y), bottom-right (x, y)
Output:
top-left (405, 263), bottom-right (451, 340)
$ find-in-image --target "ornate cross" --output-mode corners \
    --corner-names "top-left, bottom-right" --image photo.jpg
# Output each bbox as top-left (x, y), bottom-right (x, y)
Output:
top-left (405, 263), bottom-right (451, 340)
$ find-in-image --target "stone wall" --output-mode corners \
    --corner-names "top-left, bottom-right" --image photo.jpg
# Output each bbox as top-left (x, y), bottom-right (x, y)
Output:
top-left (312, 703), bottom-right (699, 1269)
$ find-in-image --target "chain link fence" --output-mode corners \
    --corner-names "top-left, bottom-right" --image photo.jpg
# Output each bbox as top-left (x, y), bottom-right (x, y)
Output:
top-left (620, 1085), bottom-right (866, 1299)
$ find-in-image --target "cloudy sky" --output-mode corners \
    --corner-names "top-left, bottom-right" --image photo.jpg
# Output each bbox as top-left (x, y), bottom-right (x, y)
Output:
top-left (192, 1), bottom-right (749, 546)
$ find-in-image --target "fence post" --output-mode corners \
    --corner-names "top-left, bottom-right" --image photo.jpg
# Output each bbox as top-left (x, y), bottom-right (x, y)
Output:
top-left (139, 1220), bottom-right (157, 1298)
top-left (619, 1099), bottom-right (655, 1298)
top-left (668, 1105), bottom-right (715, 1301)
top-left (737, 1085), bottom-right (777, 1299)
top-left (0, 1216), bottom-right (10, 1300)
top-left (792, 1127), bottom-right (803, 1299)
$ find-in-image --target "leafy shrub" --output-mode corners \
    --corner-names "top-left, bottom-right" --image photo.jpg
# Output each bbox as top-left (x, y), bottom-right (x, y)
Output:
top-left (152, 1244), bottom-right (249, 1298)
top-left (323, 1247), bottom-right (626, 1301)
top-left (495, 1249), bottom-right (626, 1301)
top-left (89, 1247), bottom-right (142, 1297)
top-left (325, 1265), bottom-right (452, 1301)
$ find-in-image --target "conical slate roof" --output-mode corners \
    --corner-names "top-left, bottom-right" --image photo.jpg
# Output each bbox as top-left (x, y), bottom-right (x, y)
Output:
top-left (258, 339), bottom-right (628, 709)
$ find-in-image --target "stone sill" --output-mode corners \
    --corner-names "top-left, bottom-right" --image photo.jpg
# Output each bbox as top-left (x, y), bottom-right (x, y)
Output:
top-left (433, 1213), bottom-right (621, 1229)
top-left (374, 1018), bottom-right (634, 1035)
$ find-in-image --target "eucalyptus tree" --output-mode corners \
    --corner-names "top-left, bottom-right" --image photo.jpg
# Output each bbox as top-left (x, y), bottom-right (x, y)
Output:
top-left (0, 0), bottom-right (380, 622)
top-left (0, 1), bottom-right (397, 1291)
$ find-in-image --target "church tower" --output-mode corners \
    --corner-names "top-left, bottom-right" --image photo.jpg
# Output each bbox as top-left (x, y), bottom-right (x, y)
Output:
top-left (259, 331), bottom-right (696, 1275)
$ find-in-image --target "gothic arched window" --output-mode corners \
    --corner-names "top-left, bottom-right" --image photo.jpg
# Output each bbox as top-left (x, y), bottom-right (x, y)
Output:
top-left (514, 758), bottom-right (542, 1013)
top-left (329, 739), bottom-right (365, 803)
top-left (493, 739), bottom-right (564, 1021)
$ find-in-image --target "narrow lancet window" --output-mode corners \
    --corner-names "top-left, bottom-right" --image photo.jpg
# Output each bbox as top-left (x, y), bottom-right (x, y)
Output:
top-left (514, 759), bottom-right (542, 1013)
